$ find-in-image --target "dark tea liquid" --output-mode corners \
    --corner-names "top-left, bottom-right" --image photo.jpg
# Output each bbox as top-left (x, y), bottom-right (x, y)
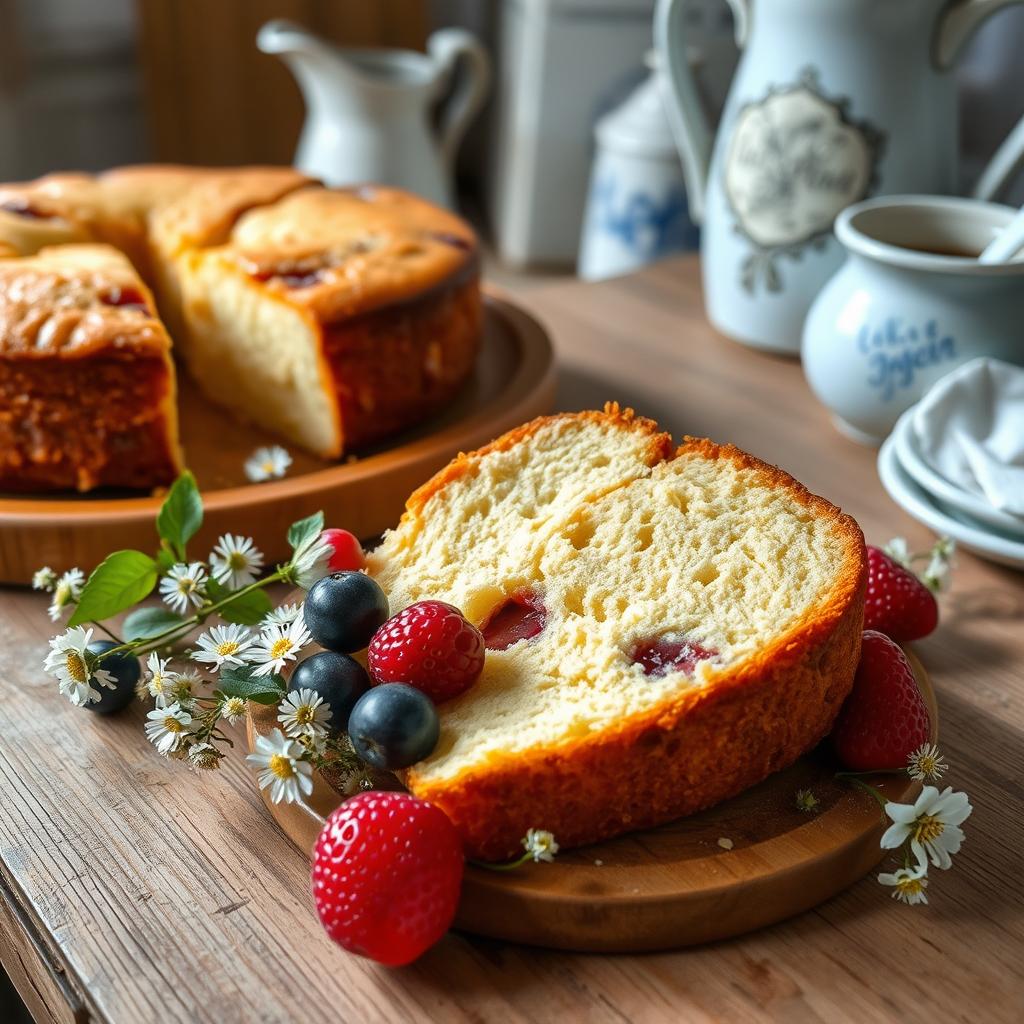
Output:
top-left (897, 241), bottom-right (979, 258)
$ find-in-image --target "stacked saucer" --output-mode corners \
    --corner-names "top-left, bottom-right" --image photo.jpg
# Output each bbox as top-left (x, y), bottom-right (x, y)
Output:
top-left (877, 358), bottom-right (1024, 570)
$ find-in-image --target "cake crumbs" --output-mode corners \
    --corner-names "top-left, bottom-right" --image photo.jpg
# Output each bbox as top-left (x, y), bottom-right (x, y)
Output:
top-left (593, 858), bottom-right (604, 866)
top-left (717, 837), bottom-right (734, 850)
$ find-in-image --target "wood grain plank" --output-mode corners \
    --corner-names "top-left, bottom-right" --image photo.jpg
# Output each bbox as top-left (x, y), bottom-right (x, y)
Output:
top-left (0, 257), bottom-right (1021, 1023)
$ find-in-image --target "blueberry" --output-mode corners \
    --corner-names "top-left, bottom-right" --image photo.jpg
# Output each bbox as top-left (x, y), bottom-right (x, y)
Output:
top-left (347, 683), bottom-right (439, 770)
top-left (304, 572), bottom-right (388, 654)
top-left (289, 651), bottom-right (369, 738)
top-left (85, 640), bottom-right (141, 714)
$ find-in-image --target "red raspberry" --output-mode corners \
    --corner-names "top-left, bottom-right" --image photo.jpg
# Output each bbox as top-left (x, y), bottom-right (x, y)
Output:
top-left (832, 630), bottom-right (931, 771)
top-left (311, 791), bottom-right (463, 966)
top-left (321, 528), bottom-right (365, 573)
top-left (368, 600), bottom-right (485, 703)
top-left (864, 545), bottom-right (938, 642)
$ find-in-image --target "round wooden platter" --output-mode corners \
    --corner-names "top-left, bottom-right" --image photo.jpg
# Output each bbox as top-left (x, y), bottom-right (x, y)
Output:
top-left (0, 290), bottom-right (556, 583)
top-left (247, 650), bottom-right (937, 953)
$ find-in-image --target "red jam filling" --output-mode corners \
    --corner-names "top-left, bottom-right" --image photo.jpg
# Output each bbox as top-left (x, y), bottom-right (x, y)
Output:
top-left (630, 636), bottom-right (717, 677)
top-left (0, 199), bottom-right (49, 219)
top-left (482, 591), bottom-right (547, 651)
top-left (100, 286), bottom-right (149, 312)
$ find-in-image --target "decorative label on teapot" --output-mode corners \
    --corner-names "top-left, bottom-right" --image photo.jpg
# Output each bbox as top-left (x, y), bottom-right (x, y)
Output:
top-left (723, 68), bottom-right (885, 294)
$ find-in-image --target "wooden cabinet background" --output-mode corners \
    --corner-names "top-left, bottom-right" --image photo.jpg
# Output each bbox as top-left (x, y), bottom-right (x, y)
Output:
top-left (136, 0), bottom-right (428, 166)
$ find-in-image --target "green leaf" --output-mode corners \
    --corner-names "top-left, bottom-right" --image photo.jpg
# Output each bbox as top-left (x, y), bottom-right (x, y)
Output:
top-left (206, 578), bottom-right (272, 626)
top-left (122, 606), bottom-right (185, 640)
top-left (69, 551), bottom-right (157, 627)
top-left (218, 665), bottom-right (286, 706)
top-left (287, 510), bottom-right (324, 553)
top-left (156, 471), bottom-right (203, 557)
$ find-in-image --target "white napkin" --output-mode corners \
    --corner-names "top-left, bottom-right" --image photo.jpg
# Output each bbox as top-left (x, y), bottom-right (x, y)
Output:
top-left (911, 358), bottom-right (1024, 517)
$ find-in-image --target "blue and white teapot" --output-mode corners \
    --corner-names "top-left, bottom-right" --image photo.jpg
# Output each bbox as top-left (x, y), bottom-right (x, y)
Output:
top-left (655, 0), bottom-right (1024, 354)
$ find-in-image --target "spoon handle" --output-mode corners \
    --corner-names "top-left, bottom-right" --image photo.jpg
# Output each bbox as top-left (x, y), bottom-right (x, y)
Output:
top-left (979, 205), bottom-right (1024, 264)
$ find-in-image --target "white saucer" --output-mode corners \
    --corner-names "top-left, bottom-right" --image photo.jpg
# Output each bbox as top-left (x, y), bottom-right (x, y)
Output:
top-left (878, 436), bottom-right (1024, 570)
top-left (890, 411), bottom-right (1024, 538)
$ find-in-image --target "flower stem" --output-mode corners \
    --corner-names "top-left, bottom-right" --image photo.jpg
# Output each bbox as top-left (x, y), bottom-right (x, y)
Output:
top-left (473, 851), bottom-right (534, 872)
top-left (90, 620), bottom-right (124, 645)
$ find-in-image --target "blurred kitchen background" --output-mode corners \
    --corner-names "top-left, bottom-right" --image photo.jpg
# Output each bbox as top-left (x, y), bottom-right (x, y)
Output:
top-left (1, 0), bottom-right (1021, 288)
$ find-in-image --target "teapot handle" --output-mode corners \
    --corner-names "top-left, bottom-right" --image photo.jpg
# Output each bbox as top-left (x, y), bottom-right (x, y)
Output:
top-left (654, 0), bottom-right (750, 224)
top-left (428, 29), bottom-right (491, 174)
top-left (936, 0), bottom-right (1024, 199)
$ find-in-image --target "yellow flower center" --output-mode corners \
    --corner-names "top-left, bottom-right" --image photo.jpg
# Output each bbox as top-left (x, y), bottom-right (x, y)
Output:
top-left (262, 460), bottom-right (275, 474)
top-left (217, 640), bottom-right (240, 656)
top-left (65, 651), bottom-right (87, 683)
top-left (269, 637), bottom-right (293, 660)
top-left (55, 582), bottom-right (71, 605)
top-left (224, 697), bottom-right (244, 716)
top-left (896, 875), bottom-right (925, 896)
top-left (177, 577), bottom-right (196, 594)
top-left (228, 552), bottom-right (248, 570)
top-left (164, 718), bottom-right (184, 734)
top-left (269, 754), bottom-right (294, 779)
top-left (295, 705), bottom-right (315, 725)
top-left (917, 755), bottom-right (938, 775)
top-left (914, 814), bottom-right (944, 844)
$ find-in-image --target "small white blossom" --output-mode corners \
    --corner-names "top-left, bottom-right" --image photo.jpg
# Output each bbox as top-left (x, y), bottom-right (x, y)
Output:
top-left (188, 742), bottom-right (223, 771)
top-left (250, 617), bottom-right (312, 677)
top-left (220, 695), bottom-right (248, 725)
top-left (260, 602), bottom-right (302, 628)
top-left (145, 652), bottom-right (180, 709)
top-left (42, 626), bottom-right (116, 706)
top-left (209, 534), bottom-right (265, 589)
top-left (246, 728), bottom-right (313, 804)
top-left (278, 688), bottom-right (332, 739)
top-left (882, 785), bottom-right (972, 870)
top-left (159, 562), bottom-right (207, 614)
top-left (878, 865), bottom-right (929, 905)
top-left (169, 667), bottom-right (203, 710)
top-left (921, 537), bottom-right (956, 594)
top-left (47, 568), bottom-right (85, 622)
top-left (192, 623), bottom-right (257, 670)
top-left (522, 828), bottom-right (559, 863)
top-left (906, 743), bottom-right (948, 783)
top-left (144, 703), bottom-right (193, 754)
top-left (882, 537), bottom-right (912, 568)
top-left (32, 566), bottom-right (57, 591)
top-left (245, 445), bottom-right (292, 483)
top-left (291, 533), bottom-right (334, 590)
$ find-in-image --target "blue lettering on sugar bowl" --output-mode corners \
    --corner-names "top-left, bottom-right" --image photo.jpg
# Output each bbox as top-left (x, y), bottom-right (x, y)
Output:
top-left (858, 317), bottom-right (957, 401)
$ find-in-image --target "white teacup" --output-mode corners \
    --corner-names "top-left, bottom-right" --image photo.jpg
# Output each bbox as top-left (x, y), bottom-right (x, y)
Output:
top-left (802, 195), bottom-right (1024, 445)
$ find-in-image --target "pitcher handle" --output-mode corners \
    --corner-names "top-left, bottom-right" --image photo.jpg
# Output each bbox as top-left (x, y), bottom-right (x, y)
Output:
top-left (654, 0), bottom-right (749, 224)
top-left (428, 28), bottom-right (491, 174)
top-left (936, 0), bottom-right (1024, 199)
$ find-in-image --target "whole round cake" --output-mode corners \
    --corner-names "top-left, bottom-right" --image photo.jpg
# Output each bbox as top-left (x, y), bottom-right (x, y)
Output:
top-left (0, 167), bottom-right (482, 492)
top-left (368, 405), bottom-right (867, 859)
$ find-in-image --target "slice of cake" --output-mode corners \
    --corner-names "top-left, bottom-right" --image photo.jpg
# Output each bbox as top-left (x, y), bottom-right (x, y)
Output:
top-left (0, 244), bottom-right (181, 491)
top-left (176, 186), bottom-right (482, 458)
top-left (368, 406), bottom-right (867, 859)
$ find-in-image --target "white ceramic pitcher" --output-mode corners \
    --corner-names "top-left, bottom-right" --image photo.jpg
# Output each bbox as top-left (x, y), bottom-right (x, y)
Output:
top-left (655, 0), bottom-right (1024, 354)
top-left (258, 19), bottom-right (490, 209)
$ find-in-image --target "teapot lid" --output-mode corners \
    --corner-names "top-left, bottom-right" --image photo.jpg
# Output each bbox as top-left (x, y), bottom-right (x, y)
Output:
top-left (594, 51), bottom-right (680, 159)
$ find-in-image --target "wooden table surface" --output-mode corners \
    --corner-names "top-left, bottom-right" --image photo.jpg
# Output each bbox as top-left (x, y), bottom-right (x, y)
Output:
top-left (1, 256), bottom-right (1022, 1024)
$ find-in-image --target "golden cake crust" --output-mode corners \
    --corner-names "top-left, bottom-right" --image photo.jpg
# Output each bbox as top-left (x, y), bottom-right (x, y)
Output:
top-left (393, 411), bottom-right (867, 860)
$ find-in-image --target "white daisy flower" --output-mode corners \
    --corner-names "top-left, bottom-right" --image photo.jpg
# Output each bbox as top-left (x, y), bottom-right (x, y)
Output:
top-left (921, 538), bottom-right (957, 594)
top-left (277, 687), bottom-right (332, 739)
top-left (209, 533), bottom-right (265, 589)
top-left (32, 566), bottom-right (57, 591)
top-left (246, 728), bottom-right (313, 804)
top-left (250, 617), bottom-right (312, 677)
top-left (42, 626), bottom-right (116, 706)
top-left (522, 828), bottom-right (559, 863)
top-left (145, 652), bottom-right (180, 709)
top-left (906, 743), bottom-right (948, 783)
top-left (220, 695), bottom-right (248, 725)
top-left (192, 623), bottom-right (257, 670)
top-left (260, 602), bottom-right (302, 628)
top-left (245, 445), bottom-right (292, 483)
top-left (882, 785), bottom-right (972, 871)
top-left (169, 667), bottom-right (203, 710)
top-left (291, 533), bottom-right (333, 590)
top-left (188, 742), bottom-right (223, 771)
top-left (159, 562), bottom-right (207, 614)
top-left (878, 865), bottom-right (929, 905)
top-left (47, 568), bottom-right (85, 622)
top-left (882, 537), bottom-right (912, 568)
top-left (144, 702), bottom-right (193, 754)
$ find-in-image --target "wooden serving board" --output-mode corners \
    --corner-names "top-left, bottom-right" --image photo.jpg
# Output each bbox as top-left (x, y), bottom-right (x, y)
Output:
top-left (247, 650), bottom-right (938, 953)
top-left (0, 290), bottom-right (556, 583)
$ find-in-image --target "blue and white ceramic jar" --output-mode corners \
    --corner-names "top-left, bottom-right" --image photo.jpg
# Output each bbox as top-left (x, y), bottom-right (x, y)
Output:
top-left (802, 195), bottom-right (1024, 445)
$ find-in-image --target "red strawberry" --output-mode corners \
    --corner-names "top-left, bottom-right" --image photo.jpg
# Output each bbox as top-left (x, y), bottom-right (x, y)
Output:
top-left (832, 630), bottom-right (931, 771)
top-left (321, 528), bottom-right (365, 573)
top-left (368, 600), bottom-right (485, 703)
top-left (312, 791), bottom-right (464, 966)
top-left (864, 545), bottom-right (938, 642)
